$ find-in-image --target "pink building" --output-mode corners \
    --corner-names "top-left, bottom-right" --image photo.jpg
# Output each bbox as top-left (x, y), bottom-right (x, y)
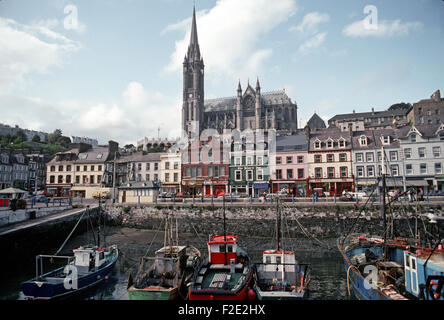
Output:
top-left (270, 135), bottom-right (309, 196)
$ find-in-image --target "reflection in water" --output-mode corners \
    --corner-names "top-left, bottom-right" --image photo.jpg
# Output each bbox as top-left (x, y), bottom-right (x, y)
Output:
top-left (0, 227), bottom-right (349, 300)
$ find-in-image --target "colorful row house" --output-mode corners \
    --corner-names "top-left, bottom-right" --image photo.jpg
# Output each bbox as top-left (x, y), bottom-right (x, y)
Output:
top-left (307, 128), bottom-right (354, 196)
top-left (229, 134), bottom-right (270, 197)
top-left (269, 134), bottom-right (308, 196)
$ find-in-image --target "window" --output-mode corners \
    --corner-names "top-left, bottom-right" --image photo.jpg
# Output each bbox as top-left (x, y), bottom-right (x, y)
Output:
top-left (235, 170), bottom-right (242, 181)
top-left (327, 140), bottom-right (333, 148)
top-left (357, 166), bottom-right (364, 177)
top-left (67, 165), bottom-right (71, 171)
top-left (327, 154), bottom-right (334, 163)
top-left (75, 176), bottom-right (80, 184)
top-left (174, 172), bottom-right (178, 182)
top-left (366, 153), bottom-right (374, 163)
top-left (410, 134), bottom-right (416, 143)
top-left (360, 136), bottom-right (367, 146)
top-left (298, 169), bottom-right (304, 179)
top-left (276, 157), bottom-right (282, 165)
top-left (146, 163), bottom-right (150, 170)
top-left (382, 136), bottom-right (390, 145)
top-left (257, 169), bottom-right (264, 180)
top-left (287, 169), bottom-right (293, 179)
top-left (390, 151), bottom-right (398, 161)
top-left (138, 163), bottom-right (142, 171)
top-left (50, 166), bottom-right (56, 172)
top-left (165, 162), bottom-right (170, 170)
top-left (315, 168), bottom-right (322, 179)
top-left (340, 153), bottom-right (347, 162)
top-left (435, 163), bottom-right (442, 174)
top-left (339, 139), bottom-right (346, 148)
top-left (174, 162), bottom-right (179, 170)
top-left (146, 174), bottom-right (150, 181)
top-left (390, 165), bottom-right (399, 176)
top-left (97, 176), bottom-right (101, 184)
top-left (420, 163), bottom-right (427, 175)
top-left (165, 173), bottom-right (170, 182)
top-left (58, 165), bottom-right (63, 172)
top-left (234, 157), bottom-right (241, 165)
top-left (327, 167), bottom-right (335, 178)
top-left (314, 141), bottom-right (321, 149)
top-left (356, 153), bottom-right (363, 162)
top-left (154, 173), bottom-right (159, 181)
top-left (406, 164), bottom-right (413, 175)
top-left (246, 157), bottom-right (253, 165)
top-left (440, 133), bottom-right (444, 141)
top-left (83, 165), bottom-right (87, 171)
top-left (76, 166), bottom-right (80, 171)
top-left (66, 175), bottom-right (71, 183)
top-left (90, 176), bottom-right (95, 184)
top-left (433, 147), bottom-right (441, 158)
top-left (314, 155), bottom-right (322, 163)
top-left (276, 169), bottom-right (283, 180)
top-left (340, 167), bottom-right (347, 178)
top-left (297, 156), bottom-right (304, 164)
top-left (286, 156), bottom-right (293, 164)
top-left (257, 156), bottom-right (263, 166)
top-left (418, 148), bottom-right (426, 158)
top-left (197, 167), bottom-right (202, 177)
top-left (58, 175), bottom-right (63, 183)
top-left (404, 148), bottom-right (412, 159)
top-left (367, 166), bottom-right (374, 177)
top-left (50, 176), bottom-right (55, 183)
top-left (154, 163), bottom-right (158, 171)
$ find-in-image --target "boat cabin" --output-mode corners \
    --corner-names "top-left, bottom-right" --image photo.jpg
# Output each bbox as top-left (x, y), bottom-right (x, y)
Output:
top-left (262, 250), bottom-right (296, 273)
top-left (73, 247), bottom-right (107, 274)
top-left (207, 235), bottom-right (238, 265)
top-left (154, 246), bottom-right (187, 274)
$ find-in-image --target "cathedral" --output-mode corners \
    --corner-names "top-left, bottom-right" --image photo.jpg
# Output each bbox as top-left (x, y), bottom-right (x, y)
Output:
top-left (182, 7), bottom-right (299, 137)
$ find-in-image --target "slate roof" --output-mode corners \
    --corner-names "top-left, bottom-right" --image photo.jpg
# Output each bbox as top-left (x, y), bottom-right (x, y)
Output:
top-left (309, 128), bottom-right (352, 150)
top-left (351, 129), bottom-right (399, 150)
top-left (204, 90), bottom-right (294, 113)
top-left (276, 134), bottom-right (308, 152)
top-left (396, 124), bottom-right (443, 139)
top-left (329, 108), bottom-right (409, 123)
top-left (117, 152), bottom-right (163, 164)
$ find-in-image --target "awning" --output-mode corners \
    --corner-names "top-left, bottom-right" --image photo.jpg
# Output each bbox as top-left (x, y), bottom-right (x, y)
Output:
top-left (405, 180), bottom-right (429, 187)
top-left (253, 183), bottom-right (270, 189)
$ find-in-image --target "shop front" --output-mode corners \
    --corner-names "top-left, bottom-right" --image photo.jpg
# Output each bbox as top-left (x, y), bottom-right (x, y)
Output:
top-left (270, 180), bottom-right (307, 196)
top-left (308, 178), bottom-right (354, 196)
top-left (182, 179), bottom-right (204, 197)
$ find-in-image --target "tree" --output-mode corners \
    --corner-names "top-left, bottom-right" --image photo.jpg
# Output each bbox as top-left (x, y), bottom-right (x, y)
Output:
top-left (48, 129), bottom-right (62, 144)
top-left (14, 130), bottom-right (27, 144)
top-left (32, 134), bottom-right (41, 142)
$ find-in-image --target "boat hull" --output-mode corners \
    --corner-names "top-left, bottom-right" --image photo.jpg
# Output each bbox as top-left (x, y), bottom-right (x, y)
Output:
top-left (127, 285), bottom-right (179, 301)
top-left (255, 288), bottom-right (308, 301)
top-left (22, 250), bottom-right (118, 300)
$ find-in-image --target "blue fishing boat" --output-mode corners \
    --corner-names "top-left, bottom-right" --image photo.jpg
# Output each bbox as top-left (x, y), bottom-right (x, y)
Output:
top-left (22, 245), bottom-right (118, 300)
top-left (338, 147), bottom-right (444, 300)
top-left (21, 200), bottom-right (119, 300)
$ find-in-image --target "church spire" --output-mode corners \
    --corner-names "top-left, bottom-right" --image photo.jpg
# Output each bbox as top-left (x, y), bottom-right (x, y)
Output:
top-left (188, 5), bottom-right (201, 60)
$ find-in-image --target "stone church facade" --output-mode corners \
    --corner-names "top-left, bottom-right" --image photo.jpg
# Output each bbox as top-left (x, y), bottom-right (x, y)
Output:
top-left (182, 7), bottom-right (298, 137)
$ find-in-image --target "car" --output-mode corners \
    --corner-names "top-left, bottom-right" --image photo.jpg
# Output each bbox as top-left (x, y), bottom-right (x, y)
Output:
top-left (35, 195), bottom-right (48, 203)
top-left (340, 192), bottom-right (356, 202)
top-left (175, 192), bottom-right (184, 198)
top-left (158, 192), bottom-right (167, 198)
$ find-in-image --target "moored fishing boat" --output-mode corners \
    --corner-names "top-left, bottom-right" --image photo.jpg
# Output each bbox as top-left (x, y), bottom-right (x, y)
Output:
top-left (21, 202), bottom-right (119, 300)
top-left (188, 196), bottom-right (255, 300)
top-left (254, 198), bottom-right (311, 300)
top-left (338, 146), bottom-right (444, 300)
top-left (127, 211), bottom-right (201, 300)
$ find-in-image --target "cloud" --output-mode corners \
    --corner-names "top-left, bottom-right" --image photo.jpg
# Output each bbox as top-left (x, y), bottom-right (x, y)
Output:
top-left (343, 19), bottom-right (423, 38)
top-left (0, 17), bottom-right (81, 94)
top-left (289, 12), bottom-right (330, 34)
top-left (163, 0), bottom-right (297, 81)
top-left (298, 32), bottom-right (327, 55)
top-left (0, 82), bottom-right (182, 146)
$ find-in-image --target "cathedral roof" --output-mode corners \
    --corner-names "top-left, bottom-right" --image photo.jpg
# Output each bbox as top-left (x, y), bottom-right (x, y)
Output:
top-left (204, 90), bottom-right (293, 112)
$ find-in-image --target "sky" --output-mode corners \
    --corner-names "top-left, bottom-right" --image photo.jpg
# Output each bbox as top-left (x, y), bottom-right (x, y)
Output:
top-left (0, 0), bottom-right (443, 146)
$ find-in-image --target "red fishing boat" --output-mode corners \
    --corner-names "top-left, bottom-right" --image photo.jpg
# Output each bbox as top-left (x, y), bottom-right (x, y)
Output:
top-left (188, 197), bottom-right (255, 300)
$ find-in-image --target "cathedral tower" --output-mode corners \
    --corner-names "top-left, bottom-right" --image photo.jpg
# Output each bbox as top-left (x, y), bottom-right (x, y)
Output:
top-left (182, 6), bottom-right (205, 138)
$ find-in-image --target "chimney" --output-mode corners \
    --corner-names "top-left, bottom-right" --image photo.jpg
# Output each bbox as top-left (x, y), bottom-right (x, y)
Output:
top-left (431, 90), bottom-right (441, 102)
top-left (304, 125), bottom-right (311, 141)
top-left (371, 108), bottom-right (375, 115)
top-left (108, 140), bottom-right (119, 156)
top-left (348, 123), bottom-right (353, 133)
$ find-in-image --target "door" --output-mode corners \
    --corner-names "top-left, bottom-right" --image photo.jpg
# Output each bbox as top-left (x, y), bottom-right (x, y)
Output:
top-left (122, 191), bottom-right (126, 203)
top-left (404, 253), bottom-right (419, 295)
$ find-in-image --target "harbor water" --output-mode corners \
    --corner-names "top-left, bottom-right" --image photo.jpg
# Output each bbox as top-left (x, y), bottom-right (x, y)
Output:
top-left (0, 226), bottom-right (348, 300)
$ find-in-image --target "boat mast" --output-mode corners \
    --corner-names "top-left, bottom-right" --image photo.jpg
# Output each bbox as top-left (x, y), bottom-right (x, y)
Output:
top-left (381, 146), bottom-right (387, 259)
top-left (97, 195), bottom-right (101, 248)
top-left (223, 195), bottom-right (227, 265)
top-left (276, 197), bottom-right (281, 251)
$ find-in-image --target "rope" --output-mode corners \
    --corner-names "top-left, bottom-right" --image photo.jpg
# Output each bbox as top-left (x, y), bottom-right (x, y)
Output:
top-left (346, 265), bottom-right (360, 297)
